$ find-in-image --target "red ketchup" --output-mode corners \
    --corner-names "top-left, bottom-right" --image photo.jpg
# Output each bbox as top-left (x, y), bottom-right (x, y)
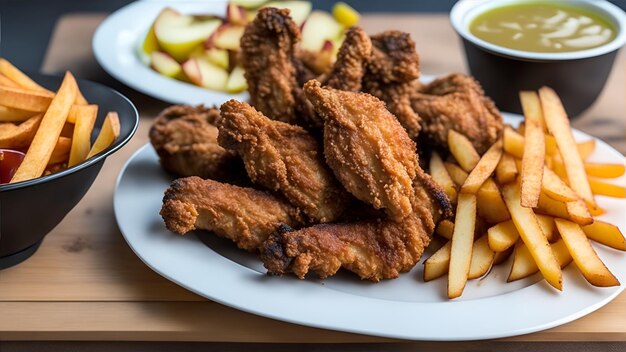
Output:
top-left (0, 149), bottom-right (25, 184)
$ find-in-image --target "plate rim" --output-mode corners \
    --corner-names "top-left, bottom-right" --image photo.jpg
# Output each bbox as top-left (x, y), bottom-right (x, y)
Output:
top-left (113, 114), bottom-right (626, 341)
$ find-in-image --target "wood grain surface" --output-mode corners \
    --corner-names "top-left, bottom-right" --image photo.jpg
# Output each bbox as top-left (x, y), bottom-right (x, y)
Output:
top-left (0, 13), bottom-right (624, 342)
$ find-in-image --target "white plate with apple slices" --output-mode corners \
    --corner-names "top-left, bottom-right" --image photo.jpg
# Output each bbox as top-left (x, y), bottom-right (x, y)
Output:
top-left (93, 0), bottom-right (348, 106)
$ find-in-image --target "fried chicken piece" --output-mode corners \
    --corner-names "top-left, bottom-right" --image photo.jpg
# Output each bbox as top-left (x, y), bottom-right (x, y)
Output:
top-left (218, 100), bottom-right (349, 223)
top-left (362, 31), bottom-right (422, 139)
top-left (261, 209), bottom-right (434, 282)
top-left (411, 73), bottom-right (503, 154)
top-left (303, 80), bottom-right (418, 221)
top-left (149, 105), bottom-right (243, 181)
top-left (161, 177), bottom-right (302, 252)
top-left (240, 7), bottom-right (300, 123)
top-left (321, 27), bottom-right (372, 92)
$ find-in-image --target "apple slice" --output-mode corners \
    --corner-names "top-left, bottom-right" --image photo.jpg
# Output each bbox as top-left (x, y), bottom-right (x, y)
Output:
top-left (262, 1), bottom-right (312, 26)
top-left (154, 8), bottom-right (222, 62)
top-left (205, 48), bottom-right (230, 69)
top-left (227, 3), bottom-right (248, 26)
top-left (138, 25), bottom-right (159, 65)
top-left (225, 66), bottom-right (247, 93)
top-left (230, 0), bottom-right (268, 10)
top-left (300, 11), bottom-right (344, 52)
top-left (151, 51), bottom-right (183, 79)
top-left (182, 57), bottom-right (229, 91)
top-left (210, 24), bottom-right (246, 51)
top-left (332, 2), bottom-right (360, 27)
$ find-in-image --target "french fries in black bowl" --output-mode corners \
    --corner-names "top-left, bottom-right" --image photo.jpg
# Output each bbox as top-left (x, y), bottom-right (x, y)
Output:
top-left (0, 64), bottom-right (138, 269)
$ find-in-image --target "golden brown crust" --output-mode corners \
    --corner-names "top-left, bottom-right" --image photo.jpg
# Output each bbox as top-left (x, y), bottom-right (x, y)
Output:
top-left (303, 80), bottom-right (418, 221)
top-left (260, 212), bottom-right (433, 282)
top-left (240, 7), bottom-right (300, 123)
top-left (412, 73), bottom-right (503, 154)
top-left (149, 105), bottom-right (243, 181)
top-left (322, 26), bottom-right (372, 92)
top-left (218, 100), bottom-right (349, 223)
top-left (160, 176), bottom-right (302, 251)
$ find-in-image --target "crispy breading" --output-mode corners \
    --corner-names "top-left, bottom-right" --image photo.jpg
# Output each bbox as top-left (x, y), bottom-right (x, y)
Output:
top-left (149, 105), bottom-right (243, 181)
top-left (160, 177), bottom-right (302, 251)
top-left (412, 73), bottom-right (503, 154)
top-left (218, 100), bottom-right (349, 223)
top-left (322, 26), bottom-right (372, 92)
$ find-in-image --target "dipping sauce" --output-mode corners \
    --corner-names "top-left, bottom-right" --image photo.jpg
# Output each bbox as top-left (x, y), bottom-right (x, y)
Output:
top-left (0, 149), bottom-right (25, 184)
top-left (470, 2), bottom-right (617, 53)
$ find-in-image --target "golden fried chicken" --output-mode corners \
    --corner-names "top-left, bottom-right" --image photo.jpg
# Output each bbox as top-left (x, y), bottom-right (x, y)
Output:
top-left (240, 7), bottom-right (300, 123)
top-left (261, 214), bottom-right (432, 282)
top-left (149, 105), bottom-right (243, 181)
top-left (303, 80), bottom-right (418, 221)
top-left (362, 31), bottom-right (422, 139)
top-left (321, 26), bottom-right (372, 92)
top-left (218, 100), bottom-right (349, 223)
top-left (161, 176), bottom-right (302, 252)
top-left (411, 73), bottom-right (503, 154)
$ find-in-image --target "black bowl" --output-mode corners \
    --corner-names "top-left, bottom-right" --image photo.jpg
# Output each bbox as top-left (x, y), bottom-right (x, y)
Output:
top-left (0, 73), bottom-right (138, 269)
top-left (451, 0), bottom-right (626, 117)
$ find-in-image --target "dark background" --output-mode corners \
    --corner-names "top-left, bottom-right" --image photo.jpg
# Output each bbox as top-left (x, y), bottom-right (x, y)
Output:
top-left (1, 0), bottom-right (625, 72)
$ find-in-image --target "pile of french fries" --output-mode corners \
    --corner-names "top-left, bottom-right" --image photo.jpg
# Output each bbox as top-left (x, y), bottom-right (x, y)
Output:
top-left (426, 86), bottom-right (626, 299)
top-left (0, 58), bottom-right (120, 183)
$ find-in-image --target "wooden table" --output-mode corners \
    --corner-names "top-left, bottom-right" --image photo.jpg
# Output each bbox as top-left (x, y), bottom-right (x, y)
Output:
top-left (1, 12), bottom-right (625, 347)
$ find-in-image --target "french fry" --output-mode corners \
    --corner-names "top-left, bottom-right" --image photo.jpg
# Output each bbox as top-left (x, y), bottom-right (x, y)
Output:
top-left (448, 193), bottom-right (477, 298)
top-left (555, 218), bottom-right (619, 287)
top-left (504, 126), bottom-right (557, 159)
top-left (10, 72), bottom-right (78, 183)
top-left (520, 91), bottom-right (546, 208)
top-left (536, 214), bottom-right (558, 242)
top-left (68, 105), bottom-right (98, 167)
top-left (461, 140), bottom-right (503, 194)
top-left (476, 179), bottom-right (511, 224)
top-left (588, 178), bottom-right (626, 198)
top-left (0, 86), bottom-right (54, 112)
top-left (468, 234), bottom-right (495, 279)
top-left (508, 239), bottom-right (572, 282)
top-left (0, 114), bottom-right (43, 149)
top-left (577, 139), bottom-right (596, 160)
top-left (540, 87), bottom-right (595, 207)
top-left (444, 162), bottom-right (468, 186)
top-left (501, 183), bottom-right (562, 290)
top-left (48, 136), bottom-right (72, 165)
top-left (488, 220), bottom-right (519, 252)
top-left (429, 152), bottom-right (457, 203)
top-left (582, 220), bottom-right (626, 251)
top-left (535, 192), bottom-right (593, 225)
top-left (0, 73), bottom-right (20, 88)
top-left (436, 219), bottom-right (454, 241)
top-left (0, 58), bottom-right (53, 94)
top-left (448, 130), bottom-right (480, 172)
top-left (86, 112), bottom-right (120, 158)
top-left (496, 153), bottom-right (518, 185)
top-left (584, 163), bottom-right (625, 178)
top-left (542, 167), bottom-right (579, 202)
top-left (424, 241), bottom-right (451, 282)
top-left (66, 104), bottom-right (98, 124)
top-left (0, 106), bottom-right (36, 122)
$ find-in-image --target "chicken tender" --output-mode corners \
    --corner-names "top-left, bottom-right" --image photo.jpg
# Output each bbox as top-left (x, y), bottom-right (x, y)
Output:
top-left (303, 80), bottom-right (418, 221)
top-left (149, 105), bottom-right (242, 181)
top-left (321, 26), bottom-right (372, 92)
top-left (412, 73), bottom-right (503, 154)
top-left (161, 176), bottom-right (302, 251)
top-left (218, 100), bottom-right (349, 223)
top-left (261, 212), bottom-right (433, 282)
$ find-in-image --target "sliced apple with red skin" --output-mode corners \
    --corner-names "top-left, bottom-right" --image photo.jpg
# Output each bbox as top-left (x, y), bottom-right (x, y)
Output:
top-left (227, 3), bottom-right (248, 26)
top-left (300, 11), bottom-right (344, 52)
top-left (225, 66), bottom-right (247, 93)
top-left (230, 0), bottom-right (268, 10)
top-left (205, 48), bottom-right (229, 69)
top-left (151, 51), bottom-right (184, 79)
top-left (154, 7), bottom-right (222, 62)
top-left (182, 57), bottom-right (229, 91)
top-left (261, 1), bottom-right (312, 26)
top-left (209, 24), bottom-right (246, 51)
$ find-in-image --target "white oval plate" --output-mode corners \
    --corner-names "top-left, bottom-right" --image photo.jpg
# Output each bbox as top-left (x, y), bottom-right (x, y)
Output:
top-left (114, 114), bottom-right (626, 341)
top-left (93, 1), bottom-right (248, 105)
